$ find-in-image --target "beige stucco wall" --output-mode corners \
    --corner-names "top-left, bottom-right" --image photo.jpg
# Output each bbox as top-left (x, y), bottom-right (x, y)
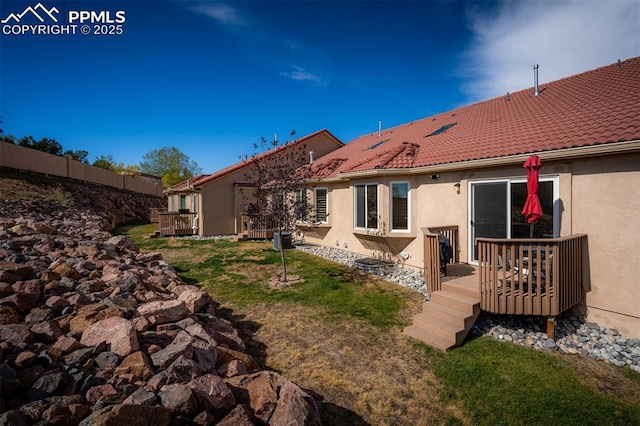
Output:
top-left (200, 170), bottom-right (242, 235)
top-left (569, 154), bottom-right (640, 337)
top-left (191, 132), bottom-right (343, 236)
top-left (304, 152), bottom-right (640, 338)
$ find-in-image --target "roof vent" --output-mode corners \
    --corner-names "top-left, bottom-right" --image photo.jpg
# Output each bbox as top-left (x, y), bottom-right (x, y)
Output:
top-left (534, 64), bottom-right (539, 96)
top-left (505, 92), bottom-right (511, 101)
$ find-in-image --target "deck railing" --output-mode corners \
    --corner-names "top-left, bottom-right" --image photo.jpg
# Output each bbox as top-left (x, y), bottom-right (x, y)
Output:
top-left (150, 207), bottom-right (167, 223)
top-left (158, 211), bottom-right (197, 236)
top-left (240, 213), bottom-right (278, 239)
top-left (477, 234), bottom-right (587, 316)
top-left (423, 226), bottom-right (459, 294)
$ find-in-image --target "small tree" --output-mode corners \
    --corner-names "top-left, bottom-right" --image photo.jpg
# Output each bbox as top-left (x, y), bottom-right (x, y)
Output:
top-left (64, 149), bottom-right (89, 164)
top-left (0, 135), bottom-right (16, 144)
top-left (92, 154), bottom-right (116, 171)
top-left (243, 131), bottom-right (312, 282)
top-left (139, 146), bottom-right (202, 187)
top-left (18, 136), bottom-right (63, 155)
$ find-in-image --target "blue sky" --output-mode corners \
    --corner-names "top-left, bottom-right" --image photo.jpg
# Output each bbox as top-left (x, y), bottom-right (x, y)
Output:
top-left (1, 0), bottom-right (638, 173)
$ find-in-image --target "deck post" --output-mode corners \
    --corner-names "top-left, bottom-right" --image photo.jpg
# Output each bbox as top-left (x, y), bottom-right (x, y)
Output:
top-left (546, 316), bottom-right (556, 340)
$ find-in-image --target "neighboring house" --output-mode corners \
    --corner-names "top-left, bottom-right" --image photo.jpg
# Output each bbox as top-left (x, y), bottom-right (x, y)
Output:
top-left (298, 58), bottom-right (640, 345)
top-left (164, 129), bottom-right (344, 237)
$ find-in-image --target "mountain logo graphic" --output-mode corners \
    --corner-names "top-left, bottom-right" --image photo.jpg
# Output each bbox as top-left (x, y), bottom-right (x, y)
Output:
top-left (1, 3), bottom-right (59, 24)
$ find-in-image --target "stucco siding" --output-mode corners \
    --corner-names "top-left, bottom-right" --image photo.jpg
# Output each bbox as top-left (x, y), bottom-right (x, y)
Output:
top-left (200, 171), bottom-right (242, 236)
top-left (570, 153), bottom-right (640, 337)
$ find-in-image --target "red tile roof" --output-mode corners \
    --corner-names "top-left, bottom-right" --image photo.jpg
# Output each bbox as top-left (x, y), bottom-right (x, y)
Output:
top-left (167, 129), bottom-right (343, 192)
top-left (311, 57), bottom-right (640, 178)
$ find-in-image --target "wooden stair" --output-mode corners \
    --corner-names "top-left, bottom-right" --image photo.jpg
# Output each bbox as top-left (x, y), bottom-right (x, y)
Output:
top-left (404, 279), bottom-right (480, 352)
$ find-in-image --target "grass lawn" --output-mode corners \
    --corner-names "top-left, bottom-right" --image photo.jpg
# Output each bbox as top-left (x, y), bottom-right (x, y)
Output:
top-left (117, 224), bottom-right (640, 425)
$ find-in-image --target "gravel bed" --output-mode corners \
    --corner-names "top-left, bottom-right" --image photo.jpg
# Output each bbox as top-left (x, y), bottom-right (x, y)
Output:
top-left (296, 244), bottom-right (640, 372)
top-left (174, 235), bottom-right (236, 241)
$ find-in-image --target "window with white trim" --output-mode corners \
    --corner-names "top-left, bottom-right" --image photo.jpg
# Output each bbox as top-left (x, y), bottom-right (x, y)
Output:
top-left (314, 188), bottom-right (328, 223)
top-left (355, 184), bottom-right (378, 229)
top-left (391, 182), bottom-right (409, 231)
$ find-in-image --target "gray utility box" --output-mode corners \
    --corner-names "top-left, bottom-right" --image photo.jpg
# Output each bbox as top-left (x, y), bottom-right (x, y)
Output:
top-left (273, 232), bottom-right (293, 250)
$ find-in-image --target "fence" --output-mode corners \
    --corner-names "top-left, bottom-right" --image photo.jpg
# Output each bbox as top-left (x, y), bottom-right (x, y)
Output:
top-left (0, 142), bottom-right (164, 197)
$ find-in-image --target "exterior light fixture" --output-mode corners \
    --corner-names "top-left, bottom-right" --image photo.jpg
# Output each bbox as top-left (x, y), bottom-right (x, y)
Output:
top-left (454, 182), bottom-right (461, 194)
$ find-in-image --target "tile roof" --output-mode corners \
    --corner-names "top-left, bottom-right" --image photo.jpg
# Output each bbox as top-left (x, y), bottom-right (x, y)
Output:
top-left (167, 129), bottom-right (343, 192)
top-left (311, 57), bottom-right (640, 178)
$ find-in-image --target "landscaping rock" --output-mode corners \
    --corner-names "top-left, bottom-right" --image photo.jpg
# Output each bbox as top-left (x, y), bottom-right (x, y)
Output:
top-left (80, 316), bottom-right (139, 357)
top-left (269, 380), bottom-right (321, 426)
top-left (0, 184), bottom-right (318, 424)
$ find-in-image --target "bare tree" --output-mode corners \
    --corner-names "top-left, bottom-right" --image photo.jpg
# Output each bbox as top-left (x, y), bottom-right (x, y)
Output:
top-left (243, 131), bottom-right (312, 282)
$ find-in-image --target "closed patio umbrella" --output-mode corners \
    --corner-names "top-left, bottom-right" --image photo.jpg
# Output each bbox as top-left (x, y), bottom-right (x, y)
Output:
top-left (522, 155), bottom-right (543, 238)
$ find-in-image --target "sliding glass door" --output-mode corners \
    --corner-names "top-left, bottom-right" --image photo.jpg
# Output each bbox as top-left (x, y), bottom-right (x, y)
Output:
top-left (470, 178), bottom-right (557, 262)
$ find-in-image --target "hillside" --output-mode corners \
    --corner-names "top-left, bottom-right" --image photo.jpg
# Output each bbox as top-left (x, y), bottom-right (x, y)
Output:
top-left (0, 168), bottom-right (321, 424)
top-left (0, 167), bottom-right (164, 229)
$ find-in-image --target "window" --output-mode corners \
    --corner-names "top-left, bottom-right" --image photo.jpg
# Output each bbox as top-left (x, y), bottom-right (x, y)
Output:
top-left (355, 184), bottom-right (378, 229)
top-left (295, 189), bottom-right (308, 222)
top-left (179, 195), bottom-right (186, 210)
top-left (314, 188), bottom-right (328, 223)
top-left (391, 182), bottom-right (409, 230)
top-left (470, 177), bottom-right (558, 262)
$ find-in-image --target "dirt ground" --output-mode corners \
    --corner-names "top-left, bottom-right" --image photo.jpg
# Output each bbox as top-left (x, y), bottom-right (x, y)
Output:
top-left (216, 300), bottom-right (466, 426)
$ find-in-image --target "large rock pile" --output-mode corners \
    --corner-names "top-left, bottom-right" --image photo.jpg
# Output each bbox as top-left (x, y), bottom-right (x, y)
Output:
top-left (0, 196), bottom-right (321, 424)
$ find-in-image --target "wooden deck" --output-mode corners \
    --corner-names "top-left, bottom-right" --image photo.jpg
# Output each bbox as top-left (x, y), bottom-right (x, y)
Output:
top-left (407, 231), bottom-right (588, 351)
top-left (157, 211), bottom-right (197, 236)
top-left (477, 235), bottom-right (587, 317)
top-left (239, 213), bottom-right (278, 239)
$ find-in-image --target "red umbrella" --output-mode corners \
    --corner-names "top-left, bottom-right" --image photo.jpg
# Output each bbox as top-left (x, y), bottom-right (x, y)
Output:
top-left (522, 155), bottom-right (543, 237)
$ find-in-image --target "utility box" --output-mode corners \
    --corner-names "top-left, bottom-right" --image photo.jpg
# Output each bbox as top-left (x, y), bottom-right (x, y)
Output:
top-left (274, 232), bottom-right (293, 250)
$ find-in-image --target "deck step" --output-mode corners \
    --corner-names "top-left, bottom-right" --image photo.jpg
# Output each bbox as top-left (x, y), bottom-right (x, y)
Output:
top-left (420, 303), bottom-right (469, 328)
top-left (412, 313), bottom-right (462, 342)
top-left (403, 325), bottom-right (456, 352)
top-left (430, 290), bottom-right (479, 314)
top-left (405, 281), bottom-right (480, 351)
top-left (442, 280), bottom-right (479, 299)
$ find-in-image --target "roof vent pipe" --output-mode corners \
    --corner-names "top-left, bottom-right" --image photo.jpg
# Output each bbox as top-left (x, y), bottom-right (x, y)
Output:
top-left (378, 120), bottom-right (382, 137)
top-left (309, 151), bottom-right (314, 164)
top-left (534, 64), bottom-right (539, 96)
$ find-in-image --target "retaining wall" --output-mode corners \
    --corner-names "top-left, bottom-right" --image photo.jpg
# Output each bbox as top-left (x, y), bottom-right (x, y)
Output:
top-left (0, 142), bottom-right (164, 197)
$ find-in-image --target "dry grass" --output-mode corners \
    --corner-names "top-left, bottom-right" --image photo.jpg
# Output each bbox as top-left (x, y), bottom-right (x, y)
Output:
top-left (122, 234), bottom-right (640, 425)
top-left (0, 175), bottom-right (74, 206)
top-left (222, 302), bottom-right (464, 425)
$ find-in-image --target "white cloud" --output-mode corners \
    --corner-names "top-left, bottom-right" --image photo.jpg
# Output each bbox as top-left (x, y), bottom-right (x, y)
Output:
top-left (280, 65), bottom-right (328, 86)
top-left (461, 0), bottom-right (640, 103)
top-left (191, 3), bottom-right (246, 28)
